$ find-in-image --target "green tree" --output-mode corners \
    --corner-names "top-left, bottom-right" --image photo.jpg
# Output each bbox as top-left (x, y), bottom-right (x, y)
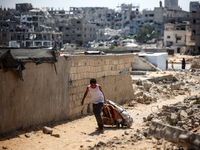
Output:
top-left (135, 24), bottom-right (158, 44)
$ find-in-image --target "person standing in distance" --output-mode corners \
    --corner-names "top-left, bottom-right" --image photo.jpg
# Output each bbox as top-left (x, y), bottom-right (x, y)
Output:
top-left (81, 78), bottom-right (105, 133)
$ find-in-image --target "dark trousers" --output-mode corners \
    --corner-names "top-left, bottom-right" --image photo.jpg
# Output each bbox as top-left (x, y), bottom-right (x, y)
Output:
top-left (93, 103), bottom-right (104, 130)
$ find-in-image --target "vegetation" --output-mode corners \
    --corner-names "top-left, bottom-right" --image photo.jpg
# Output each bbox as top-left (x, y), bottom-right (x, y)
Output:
top-left (109, 46), bottom-right (115, 49)
top-left (75, 47), bottom-right (79, 50)
top-left (134, 24), bottom-right (158, 44)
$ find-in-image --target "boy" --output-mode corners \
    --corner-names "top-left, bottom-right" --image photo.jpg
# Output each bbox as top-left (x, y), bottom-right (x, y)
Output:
top-left (81, 78), bottom-right (105, 133)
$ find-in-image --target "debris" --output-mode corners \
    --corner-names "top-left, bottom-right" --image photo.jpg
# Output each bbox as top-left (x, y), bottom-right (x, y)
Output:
top-left (51, 134), bottom-right (60, 138)
top-left (25, 133), bottom-right (30, 138)
top-left (43, 126), bottom-right (53, 134)
top-left (86, 138), bottom-right (94, 142)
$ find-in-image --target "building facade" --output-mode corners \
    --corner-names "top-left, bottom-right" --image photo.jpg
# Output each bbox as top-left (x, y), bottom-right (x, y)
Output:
top-left (191, 6), bottom-right (200, 54)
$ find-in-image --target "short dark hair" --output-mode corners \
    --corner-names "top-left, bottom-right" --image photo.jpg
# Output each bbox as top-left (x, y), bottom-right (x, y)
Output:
top-left (90, 78), bottom-right (97, 84)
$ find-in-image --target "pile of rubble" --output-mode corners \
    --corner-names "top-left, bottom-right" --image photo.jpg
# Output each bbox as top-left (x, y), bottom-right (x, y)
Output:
top-left (146, 98), bottom-right (200, 131)
top-left (146, 96), bottom-right (200, 149)
top-left (132, 76), bottom-right (189, 105)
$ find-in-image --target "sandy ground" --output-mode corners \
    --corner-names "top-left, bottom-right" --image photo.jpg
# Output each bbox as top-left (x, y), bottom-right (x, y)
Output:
top-left (1, 87), bottom-right (199, 150)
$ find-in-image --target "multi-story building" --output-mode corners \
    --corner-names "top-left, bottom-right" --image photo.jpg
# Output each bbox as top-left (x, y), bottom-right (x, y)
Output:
top-left (164, 0), bottom-right (180, 10)
top-left (15, 3), bottom-right (33, 12)
top-left (190, 1), bottom-right (200, 12)
top-left (164, 22), bottom-right (194, 54)
top-left (191, 6), bottom-right (200, 54)
top-left (58, 17), bottom-right (97, 46)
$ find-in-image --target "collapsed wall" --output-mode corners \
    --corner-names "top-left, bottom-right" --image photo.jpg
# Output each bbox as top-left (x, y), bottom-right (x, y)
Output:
top-left (0, 54), bottom-right (135, 134)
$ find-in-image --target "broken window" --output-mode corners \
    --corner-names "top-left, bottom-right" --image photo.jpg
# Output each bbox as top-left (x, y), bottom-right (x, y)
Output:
top-left (167, 36), bottom-right (170, 39)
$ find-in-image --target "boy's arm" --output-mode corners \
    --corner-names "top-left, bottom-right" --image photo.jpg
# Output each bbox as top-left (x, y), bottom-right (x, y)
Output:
top-left (81, 87), bottom-right (89, 106)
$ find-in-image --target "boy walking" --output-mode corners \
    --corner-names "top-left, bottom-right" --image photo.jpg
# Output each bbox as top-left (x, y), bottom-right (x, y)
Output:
top-left (81, 78), bottom-right (105, 133)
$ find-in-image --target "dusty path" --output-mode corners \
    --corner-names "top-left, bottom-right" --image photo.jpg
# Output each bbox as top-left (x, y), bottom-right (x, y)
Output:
top-left (0, 93), bottom-right (193, 150)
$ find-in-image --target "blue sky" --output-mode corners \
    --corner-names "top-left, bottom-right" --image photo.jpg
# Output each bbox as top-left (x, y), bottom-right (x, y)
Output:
top-left (0, 0), bottom-right (196, 11)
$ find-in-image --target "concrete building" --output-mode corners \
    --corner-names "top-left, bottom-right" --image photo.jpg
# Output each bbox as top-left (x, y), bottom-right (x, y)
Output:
top-left (58, 17), bottom-right (97, 46)
top-left (190, 1), bottom-right (200, 12)
top-left (16, 3), bottom-right (33, 12)
top-left (164, 22), bottom-right (195, 54)
top-left (191, 6), bottom-right (200, 54)
top-left (164, 0), bottom-right (180, 10)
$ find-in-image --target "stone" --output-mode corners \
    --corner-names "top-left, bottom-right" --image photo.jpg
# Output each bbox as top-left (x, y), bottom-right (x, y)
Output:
top-left (25, 133), bottom-right (30, 138)
top-left (179, 110), bottom-right (188, 121)
top-left (171, 83), bottom-right (181, 90)
top-left (112, 136), bottom-right (119, 140)
top-left (43, 126), bottom-right (53, 134)
top-left (97, 141), bottom-right (106, 147)
top-left (168, 113), bottom-right (178, 125)
top-left (124, 131), bottom-right (129, 135)
top-left (80, 145), bottom-right (83, 148)
top-left (131, 143), bottom-right (135, 146)
top-left (194, 122), bottom-right (199, 127)
top-left (186, 108), bottom-right (193, 115)
top-left (152, 139), bottom-right (156, 144)
top-left (51, 134), bottom-right (60, 138)
top-left (182, 125), bottom-right (189, 130)
top-left (2, 146), bottom-right (7, 149)
top-left (134, 91), bottom-right (143, 97)
top-left (157, 140), bottom-right (162, 145)
top-left (137, 96), bottom-right (144, 103)
top-left (112, 144), bottom-right (117, 147)
top-left (143, 81), bottom-right (152, 91)
top-left (177, 121), bottom-right (186, 126)
top-left (86, 139), bottom-right (94, 142)
top-left (143, 117), bottom-right (147, 122)
top-left (116, 141), bottom-right (122, 145)
top-left (147, 114), bottom-right (154, 121)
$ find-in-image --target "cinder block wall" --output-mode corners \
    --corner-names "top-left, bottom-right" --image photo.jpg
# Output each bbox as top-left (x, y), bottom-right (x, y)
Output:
top-left (0, 54), bottom-right (134, 134)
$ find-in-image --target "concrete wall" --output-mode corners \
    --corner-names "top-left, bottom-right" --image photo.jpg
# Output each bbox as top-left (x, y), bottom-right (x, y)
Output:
top-left (0, 54), bottom-right (135, 134)
top-left (132, 55), bottom-right (158, 71)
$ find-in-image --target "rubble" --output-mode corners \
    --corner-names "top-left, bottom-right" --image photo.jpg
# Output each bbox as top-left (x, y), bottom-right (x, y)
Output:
top-left (43, 126), bottom-right (53, 134)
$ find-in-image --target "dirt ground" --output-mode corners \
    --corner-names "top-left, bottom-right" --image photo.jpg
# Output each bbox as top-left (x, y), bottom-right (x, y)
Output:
top-left (0, 55), bottom-right (200, 150)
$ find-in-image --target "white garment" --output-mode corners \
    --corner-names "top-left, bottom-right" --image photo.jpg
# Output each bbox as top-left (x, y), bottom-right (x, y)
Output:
top-left (88, 84), bottom-right (104, 104)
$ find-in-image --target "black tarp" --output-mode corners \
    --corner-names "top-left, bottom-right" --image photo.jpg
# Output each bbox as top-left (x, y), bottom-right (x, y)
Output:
top-left (0, 49), bottom-right (57, 81)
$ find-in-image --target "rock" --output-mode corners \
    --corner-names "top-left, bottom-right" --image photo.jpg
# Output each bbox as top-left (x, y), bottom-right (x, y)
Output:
top-left (134, 91), bottom-right (143, 97)
top-left (179, 134), bottom-right (188, 141)
top-left (177, 121), bottom-right (186, 126)
top-left (51, 134), bottom-right (60, 138)
top-left (147, 114), bottom-right (154, 121)
top-left (194, 122), bottom-right (199, 127)
top-left (182, 125), bottom-right (189, 130)
top-left (179, 110), bottom-right (188, 121)
top-left (97, 141), bottom-right (106, 147)
top-left (112, 136), bottom-right (119, 140)
top-left (86, 139), bottom-right (94, 142)
top-left (136, 79), bottom-right (142, 85)
top-left (80, 145), bottom-right (83, 148)
top-left (152, 139), bottom-right (156, 144)
top-left (137, 96), bottom-right (144, 103)
top-left (168, 113), bottom-right (178, 125)
top-left (171, 83), bottom-right (181, 90)
top-left (143, 117), bottom-right (147, 122)
top-left (186, 108), bottom-right (193, 115)
top-left (116, 141), bottom-right (122, 145)
top-left (124, 131), bottom-right (129, 135)
top-left (143, 81), bottom-right (152, 91)
top-left (131, 143), bottom-right (135, 146)
top-left (43, 126), bottom-right (53, 134)
top-left (25, 133), bottom-right (30, 138)
top-left (2, 146), bottom-right (7, 149)
top-left (157, 140), bottom-right (162, 145)
top-left (112, 144), bottom-right (117, 147)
